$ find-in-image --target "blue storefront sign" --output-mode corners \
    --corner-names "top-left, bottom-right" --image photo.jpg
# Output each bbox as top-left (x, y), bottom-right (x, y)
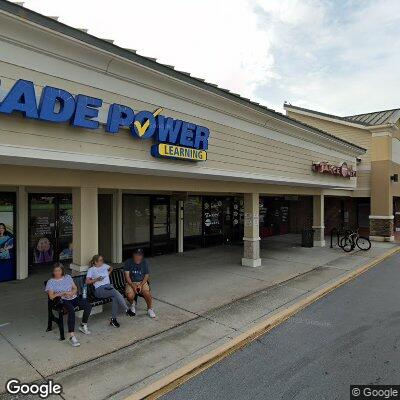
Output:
top-left (0, 79), bottom-right (210, 161)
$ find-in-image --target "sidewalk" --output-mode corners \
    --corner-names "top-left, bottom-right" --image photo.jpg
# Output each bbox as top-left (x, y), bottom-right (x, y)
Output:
top-left (0, 235), bottom-right (397, 399)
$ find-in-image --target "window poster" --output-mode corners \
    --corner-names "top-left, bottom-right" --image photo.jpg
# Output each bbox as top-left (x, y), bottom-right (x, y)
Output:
top-left (58, 196), bottom-right (73, 261)
top-left (29, 195), bottom-right (56, 265)
top-left (204, 198), bottom-right (223, 236)
top-left (0, 194), bottom-right (16, 282)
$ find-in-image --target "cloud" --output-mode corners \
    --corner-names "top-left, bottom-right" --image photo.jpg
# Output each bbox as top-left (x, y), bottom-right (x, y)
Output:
top-left (22, 0), bottom-right (400, 115)
top-left (253, 0), bottom-right (400, 114)
top-left (23, 0), bottom-right (274, 100)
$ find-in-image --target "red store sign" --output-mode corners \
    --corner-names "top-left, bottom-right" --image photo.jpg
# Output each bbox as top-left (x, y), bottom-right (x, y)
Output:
top-left (312, 162), bottom-right (356, 178)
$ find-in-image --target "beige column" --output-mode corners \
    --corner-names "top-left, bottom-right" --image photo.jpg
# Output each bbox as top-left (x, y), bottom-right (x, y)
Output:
top-left (70, 187), bottom-right (98, 274)
top-left (313, 194), bottom-right (325, 247)
top-left (242, 193), bottom-right (261, 267)
top-left (112, 189), bottom-right (123, 263)
top-left (370, 130), bottom-right (394, 241)
top-left (178, 200), bottom-right (184, 253)
top-left (16, 186), bottom-right (28, 280)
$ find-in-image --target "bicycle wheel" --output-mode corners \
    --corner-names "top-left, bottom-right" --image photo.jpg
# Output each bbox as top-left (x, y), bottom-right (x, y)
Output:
top-left (340, 236), bottom-right (354, 252)
top-left (356, 236), bottom-right (371, 251)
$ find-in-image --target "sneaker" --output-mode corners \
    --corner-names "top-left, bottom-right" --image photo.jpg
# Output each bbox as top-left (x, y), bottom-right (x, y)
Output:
top-left (130, 303), bottom-right (136, 315)
top-left (110, 318), bottom-right (120, 328)
top-left (69, 336), bottom-right (80, 347)
top-left (79, 324), bottom-right (91, 335)
top-left (147, 309), bottom-right (156, 318)
top-left (126, 309), bottom-right (135, 317)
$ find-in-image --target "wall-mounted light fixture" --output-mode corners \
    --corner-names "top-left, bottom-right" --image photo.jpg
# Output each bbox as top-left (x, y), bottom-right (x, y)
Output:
top-left (390, 174), bottom-right (398, 182)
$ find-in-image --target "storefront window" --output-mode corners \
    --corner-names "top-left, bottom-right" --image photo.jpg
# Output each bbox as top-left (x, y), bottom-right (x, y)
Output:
top-left (123, 195), bottom-right (150, 245)
top-left (357, 203), bottom-right (370, 228)
top-left (184, 196), bottom-right (202, 237)
top-left (29, 194), bottom-right (73, 266)
top-left (259, 197), bottom-right (290, 238)
top-left (203, 197), bottom-right (223, 236)
top-left (232, 197), bottom-right (244, 242)
top-left (202, 196), bottom-right (223, 246)
top-left (170, 200), bottom-right (176, 239)
top-left (0, 193), bottom-right (16, 282)
top-left (58, 195), bottom-right (73, 261)
top-left (29, 195), bottom-right (56, 265)
top-left (259, 198), bottom-right (268, 237)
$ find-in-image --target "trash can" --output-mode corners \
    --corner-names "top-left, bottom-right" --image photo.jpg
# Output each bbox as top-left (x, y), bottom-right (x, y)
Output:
top-left (301, 229), bottom-right (314, 247)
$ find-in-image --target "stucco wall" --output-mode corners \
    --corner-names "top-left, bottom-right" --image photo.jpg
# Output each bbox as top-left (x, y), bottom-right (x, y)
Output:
top-left (286, 111), bottom-right (371, 163)
top-left (286, 110), bottom-right (370, 194)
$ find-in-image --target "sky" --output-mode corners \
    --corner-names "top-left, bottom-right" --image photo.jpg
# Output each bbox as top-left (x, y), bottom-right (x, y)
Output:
top-left (21, 0), bottom-right (400, 115)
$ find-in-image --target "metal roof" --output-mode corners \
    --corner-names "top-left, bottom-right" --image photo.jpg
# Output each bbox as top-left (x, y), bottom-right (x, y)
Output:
top-left (285, 104), bottom-right (400, 127)
top-left (345, 109), bottom-right (400, 126)
top-left (0, 0), bottom-right (365, 155)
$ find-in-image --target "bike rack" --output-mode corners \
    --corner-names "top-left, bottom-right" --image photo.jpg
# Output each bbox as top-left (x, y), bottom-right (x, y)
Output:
top-left (331, 226), bottom-right (368, 252)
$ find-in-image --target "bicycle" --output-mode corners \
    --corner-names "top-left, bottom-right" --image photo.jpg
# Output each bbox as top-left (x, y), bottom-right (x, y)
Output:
top-left (339, 229), bottom-right (371, 252)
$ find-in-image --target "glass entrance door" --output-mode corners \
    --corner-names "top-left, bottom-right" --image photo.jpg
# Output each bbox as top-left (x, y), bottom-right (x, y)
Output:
top-left (0, 193), bottom-right (16, 282)
top-left (222, 197), bottom-right (234, 244)
top-left (29, 194), bottom-right (73, 266)
top-left (203, 196), bottom-right (223, 247)
top-left (151, 196), bottom-right (170, 255)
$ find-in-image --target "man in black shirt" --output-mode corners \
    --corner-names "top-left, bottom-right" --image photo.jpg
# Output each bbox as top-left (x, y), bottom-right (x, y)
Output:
top-left (123, 248), bottom-right (155, 318)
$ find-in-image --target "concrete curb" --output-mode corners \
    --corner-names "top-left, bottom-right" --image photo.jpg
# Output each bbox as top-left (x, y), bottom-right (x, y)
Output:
top-left (125, 246), bottom-right (400, 400)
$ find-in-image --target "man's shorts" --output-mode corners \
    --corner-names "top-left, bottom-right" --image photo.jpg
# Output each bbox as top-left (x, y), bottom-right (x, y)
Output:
top-left (125, 282), bottom-right (150, 296)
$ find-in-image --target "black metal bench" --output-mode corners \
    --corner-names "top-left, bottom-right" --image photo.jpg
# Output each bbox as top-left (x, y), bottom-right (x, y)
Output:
top-left (45, 268), bottom-right (138, 340)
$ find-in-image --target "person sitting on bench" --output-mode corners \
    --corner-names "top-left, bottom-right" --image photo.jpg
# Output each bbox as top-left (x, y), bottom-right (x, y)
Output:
top-left (86, 255), bottom-right (135, 328)
top-left (124, 248), bottom-right (156, 318)
top-left (45, 263), bottom-right (92, 347)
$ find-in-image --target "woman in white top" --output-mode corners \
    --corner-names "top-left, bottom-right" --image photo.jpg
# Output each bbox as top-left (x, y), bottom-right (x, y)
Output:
top-left (86, 255), bottom-right (134, 327)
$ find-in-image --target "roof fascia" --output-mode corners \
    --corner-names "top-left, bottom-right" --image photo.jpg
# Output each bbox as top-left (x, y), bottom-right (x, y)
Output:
top-left (284, 104), bottom-right (374, 130)
top-left (0, 2), bottom-right (365, 157)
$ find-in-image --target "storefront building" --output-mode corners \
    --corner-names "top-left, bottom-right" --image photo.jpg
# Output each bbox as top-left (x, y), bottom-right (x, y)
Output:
top-left (285, 104), bottom-right (400, 241)
top-left (0, 2), bottom-right (365, 282)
